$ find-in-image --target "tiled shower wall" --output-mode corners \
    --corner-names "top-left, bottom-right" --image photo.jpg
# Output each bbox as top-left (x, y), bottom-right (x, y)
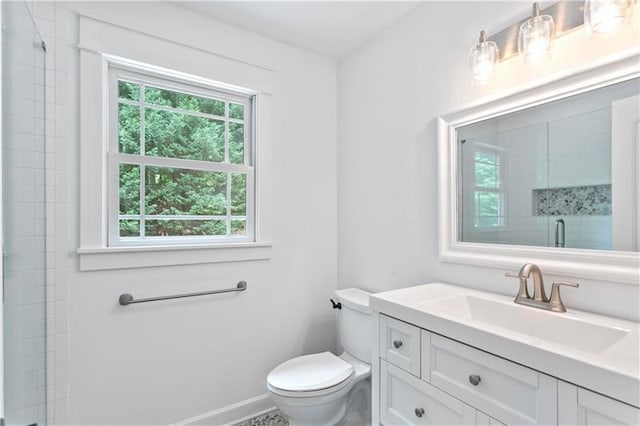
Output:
top-left (3, 2), bottom-right (46, 424)
top-left (546, 108), bottom-right (612, 250)
top-left (29, 2), bottom-right (71, 424)
top-left (460, 107), bottom-right (613, 250)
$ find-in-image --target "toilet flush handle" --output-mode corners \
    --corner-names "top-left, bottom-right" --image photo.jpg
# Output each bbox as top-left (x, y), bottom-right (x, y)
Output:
top-left (330, 299), bottom-right (342, 309)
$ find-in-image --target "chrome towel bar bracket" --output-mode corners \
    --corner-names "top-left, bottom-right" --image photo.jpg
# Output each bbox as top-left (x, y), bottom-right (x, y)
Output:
top-left (119, 281), bottom-right (247, 306)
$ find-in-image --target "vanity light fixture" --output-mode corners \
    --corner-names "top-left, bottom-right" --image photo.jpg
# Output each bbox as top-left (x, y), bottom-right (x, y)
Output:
top-left (469, 30), bottom-right (499, 84)
top-left (467, 0), bottom-right (636, 83)
top-left (584, 0), bottom-right (633, 34)
top-left (518, 2), bottom-right (555, 63)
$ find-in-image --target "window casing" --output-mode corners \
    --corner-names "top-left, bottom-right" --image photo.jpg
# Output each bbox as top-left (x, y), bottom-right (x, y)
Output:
top-left (108, 65), bottom-right (256, 246)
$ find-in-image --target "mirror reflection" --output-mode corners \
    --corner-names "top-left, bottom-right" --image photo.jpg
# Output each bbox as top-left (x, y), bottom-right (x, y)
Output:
top-left (457, 78), bottom-right (639, 252)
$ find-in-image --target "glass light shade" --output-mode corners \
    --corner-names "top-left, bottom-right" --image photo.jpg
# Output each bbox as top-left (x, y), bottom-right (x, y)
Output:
top-left (470, 40), bottom-right (499, 84)
top-left (518, 14), bottom-right (555, 63)
top-left (585, 0), bottom-right (632, 34)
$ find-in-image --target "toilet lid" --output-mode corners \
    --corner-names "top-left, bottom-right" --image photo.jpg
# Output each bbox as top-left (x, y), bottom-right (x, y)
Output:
top-left (267, 352), bottom-right (354, 392)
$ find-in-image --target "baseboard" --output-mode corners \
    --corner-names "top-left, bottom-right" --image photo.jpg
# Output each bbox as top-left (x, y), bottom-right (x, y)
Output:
top-left (171, 394), bottom-right (276, 426)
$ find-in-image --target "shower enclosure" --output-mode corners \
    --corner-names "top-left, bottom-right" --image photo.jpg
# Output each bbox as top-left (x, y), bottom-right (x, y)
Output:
top-left (2, 1), bottom-right (48, 425)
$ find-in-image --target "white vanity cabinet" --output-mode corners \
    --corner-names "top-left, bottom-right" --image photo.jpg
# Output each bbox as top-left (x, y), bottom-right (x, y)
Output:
top-left (380, 360), bottom-right (476, 425)
top-left (374, 313), bottom-right (640, 426)
top-left (424, 332), bottom-right (557, 425)
top-left (558, 381), bottom-right (640, 425)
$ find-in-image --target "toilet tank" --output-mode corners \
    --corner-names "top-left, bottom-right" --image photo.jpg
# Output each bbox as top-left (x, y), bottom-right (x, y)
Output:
top-left (335, 288), bottom-right (372, 363)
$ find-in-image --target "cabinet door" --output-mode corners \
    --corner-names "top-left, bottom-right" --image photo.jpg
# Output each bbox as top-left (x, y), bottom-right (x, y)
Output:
top-left (559, 381), bottom-right (640, 426)
top-left (380, 315), bottom-right (421, 376)
top-left (380, 360), bottom-right (475, 425)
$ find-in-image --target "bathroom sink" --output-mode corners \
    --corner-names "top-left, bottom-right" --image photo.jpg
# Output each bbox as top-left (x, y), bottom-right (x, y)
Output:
top-left (418, 294), bottom-right (629, 354)
top-left (370, 282), bottom-right (640, 408)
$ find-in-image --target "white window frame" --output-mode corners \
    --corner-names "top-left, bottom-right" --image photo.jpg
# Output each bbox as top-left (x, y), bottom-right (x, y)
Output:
top-left (77, 16), bottom-right (274, 271)
top-left (107, 65), bottom-right (256, 247)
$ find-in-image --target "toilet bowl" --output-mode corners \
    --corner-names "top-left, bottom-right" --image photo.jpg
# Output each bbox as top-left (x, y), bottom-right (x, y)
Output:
top-left (266, 288), bottom-right (372, 426)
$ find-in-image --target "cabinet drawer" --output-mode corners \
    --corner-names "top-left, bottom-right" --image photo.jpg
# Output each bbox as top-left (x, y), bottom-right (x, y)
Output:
top-left (380, 315), bottom-right (420, 376)
top-left (380, 360), bottom-right (475, 426)
top-left (425, 334), bottom-right (557, 425)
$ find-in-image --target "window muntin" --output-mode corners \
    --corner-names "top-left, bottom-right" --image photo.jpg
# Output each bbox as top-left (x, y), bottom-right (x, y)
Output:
top-left (109, 67), bottom-right (254, 246)
top-left (473, 149), bottom-right (504, 228)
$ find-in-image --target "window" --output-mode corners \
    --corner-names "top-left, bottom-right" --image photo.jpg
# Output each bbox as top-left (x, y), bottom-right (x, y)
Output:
top-left (109, 66), bottom-right (255, 246)
top-left (473, 149), bottom-right (504, 227)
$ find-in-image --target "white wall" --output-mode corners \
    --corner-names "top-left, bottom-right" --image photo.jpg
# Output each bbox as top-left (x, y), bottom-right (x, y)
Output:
top-left (47, 2), bottom-right (338, 424)
top-left (337, 2), bottom-right (640, 321)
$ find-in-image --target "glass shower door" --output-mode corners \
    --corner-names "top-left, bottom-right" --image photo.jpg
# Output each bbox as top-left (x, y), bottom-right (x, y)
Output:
top-left (2, 1), bottom-right (47, 425)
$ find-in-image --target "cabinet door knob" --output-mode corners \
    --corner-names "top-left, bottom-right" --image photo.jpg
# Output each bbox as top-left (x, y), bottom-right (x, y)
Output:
top-left (393, 340), bottom-right (403, 349)
top-left (468, 374), bottom-right (482, 386)
top-left (414, 407), bottom-right (425, 418)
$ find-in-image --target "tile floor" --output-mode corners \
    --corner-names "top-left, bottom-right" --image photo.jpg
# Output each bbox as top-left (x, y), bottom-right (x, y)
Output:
top-left (233, 409), bottom-right (289, 426)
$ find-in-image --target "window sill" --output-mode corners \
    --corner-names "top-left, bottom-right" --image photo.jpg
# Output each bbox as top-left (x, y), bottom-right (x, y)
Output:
top-left (77, 241), bottom-right (272, 271)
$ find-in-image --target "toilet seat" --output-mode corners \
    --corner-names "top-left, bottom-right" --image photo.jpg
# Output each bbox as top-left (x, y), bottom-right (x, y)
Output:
top-left (267, 352), bottom-right (355, 397)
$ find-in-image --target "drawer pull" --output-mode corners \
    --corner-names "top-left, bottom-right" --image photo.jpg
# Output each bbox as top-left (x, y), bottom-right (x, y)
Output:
top-left (468, 374), bottom-right (482, 386)
top-left (414, 408), bottom-right (425, 418)
top-left (393, 340), bottom-right (403, 349)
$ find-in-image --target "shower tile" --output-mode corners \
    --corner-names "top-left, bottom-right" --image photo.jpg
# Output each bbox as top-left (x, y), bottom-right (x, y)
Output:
top-left (533, 184), bottom-right (611, 216)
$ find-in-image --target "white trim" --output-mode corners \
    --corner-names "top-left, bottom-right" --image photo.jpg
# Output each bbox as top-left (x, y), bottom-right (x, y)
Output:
top-left (107, 64), bottom-right (255, 247)
top-left (0, 1), bottom-right (5, 420)
top-left (79, 15), bottom-right (272, 268)
top-left (170, 393), bottom-right (275, 426)
top-left (438, 52), bottom-right (640, 285)
top-left (612, 95), bottom-right (640, 252)
top-left (78, 16), bottom-right (273, 95)
top-left (113, 153), bottom-right (252, 173)
top-left (78, 241), bottom-right (272, 271)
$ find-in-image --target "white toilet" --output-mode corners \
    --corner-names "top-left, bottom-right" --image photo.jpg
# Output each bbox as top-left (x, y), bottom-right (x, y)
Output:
top-left (266, 288), bottom-right (372, 425)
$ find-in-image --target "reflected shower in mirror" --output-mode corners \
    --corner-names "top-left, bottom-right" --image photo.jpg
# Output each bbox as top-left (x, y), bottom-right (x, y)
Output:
top-left (457, 77), bottom-right (640, 252)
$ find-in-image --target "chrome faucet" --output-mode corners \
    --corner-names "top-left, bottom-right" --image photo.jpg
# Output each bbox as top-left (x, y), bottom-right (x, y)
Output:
top-left (505, 263), bottom-right (579, 313)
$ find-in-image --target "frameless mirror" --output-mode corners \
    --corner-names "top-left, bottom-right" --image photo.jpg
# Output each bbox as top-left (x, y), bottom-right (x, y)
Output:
top-left (457, 78), bottom-right (639, 252)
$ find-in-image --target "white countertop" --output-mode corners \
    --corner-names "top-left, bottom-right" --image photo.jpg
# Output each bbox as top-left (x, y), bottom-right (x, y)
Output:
top-left (370, 282), bottom-right (640, 408)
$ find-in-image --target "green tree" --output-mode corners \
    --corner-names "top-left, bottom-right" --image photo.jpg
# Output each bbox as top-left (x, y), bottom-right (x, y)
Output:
top-left (117, 81), bottom-right (248, 238)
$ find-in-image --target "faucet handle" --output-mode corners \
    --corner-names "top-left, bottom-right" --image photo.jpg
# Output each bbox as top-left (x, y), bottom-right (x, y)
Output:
top-left (505, 271), bottom-right (530, 300)
top-left (549, 281), bottom-right (579, 313)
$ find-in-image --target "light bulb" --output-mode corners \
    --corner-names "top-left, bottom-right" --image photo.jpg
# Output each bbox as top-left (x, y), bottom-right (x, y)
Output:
top-left (470, 30), bottom-right (499, 84)
top-left (585, 0), bottom-right (632, 34)
top-left (518, 3), bottom-right (555, 63)
top-left (526, 35), bottom-right (551, 62)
